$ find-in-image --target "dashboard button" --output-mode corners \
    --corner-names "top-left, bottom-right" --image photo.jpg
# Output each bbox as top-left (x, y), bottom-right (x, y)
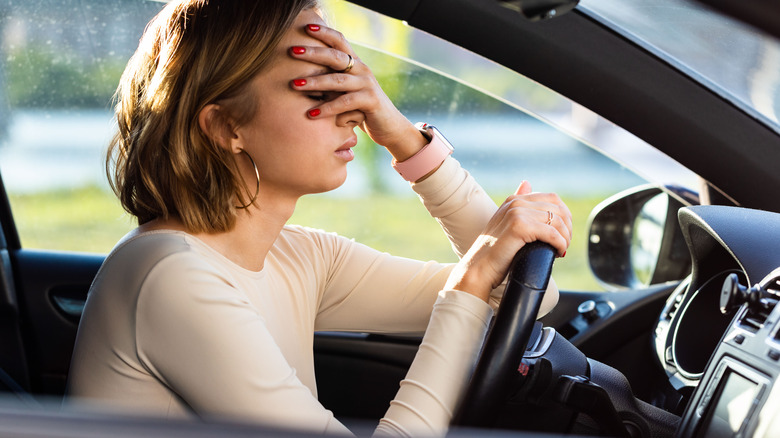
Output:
top-left (578, 300), bottom-right (599, 322)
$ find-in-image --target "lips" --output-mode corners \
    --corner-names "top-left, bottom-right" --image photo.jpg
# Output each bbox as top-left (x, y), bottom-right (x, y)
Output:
top-left (337, 135), bottom-right (358, 152)
top-left (335, 135), bottom-right (357, 162)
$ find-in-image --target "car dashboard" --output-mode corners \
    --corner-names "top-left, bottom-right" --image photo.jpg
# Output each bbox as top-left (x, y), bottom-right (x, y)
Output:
top-left (653, 206), bottom-right (780, 438)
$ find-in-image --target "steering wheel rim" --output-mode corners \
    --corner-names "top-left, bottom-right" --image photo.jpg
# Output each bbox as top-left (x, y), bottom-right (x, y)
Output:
top-left (451, 241), bottom-right (556, 428)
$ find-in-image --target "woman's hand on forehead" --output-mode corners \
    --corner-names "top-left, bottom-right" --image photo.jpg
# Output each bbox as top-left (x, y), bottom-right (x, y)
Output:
top-left (287, 22), bottom-right (423, 156)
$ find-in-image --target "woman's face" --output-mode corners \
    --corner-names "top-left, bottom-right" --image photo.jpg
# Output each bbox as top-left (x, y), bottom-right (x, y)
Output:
top-left (233, 9), bottom-right (358, 201)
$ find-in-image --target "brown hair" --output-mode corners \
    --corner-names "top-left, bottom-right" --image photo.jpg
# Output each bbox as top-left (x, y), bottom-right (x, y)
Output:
top-left (107, 0), bottom-right (320, 233)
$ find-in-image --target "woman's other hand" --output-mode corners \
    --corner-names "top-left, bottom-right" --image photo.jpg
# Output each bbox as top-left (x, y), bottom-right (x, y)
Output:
top-left (289, 23), bottom-right (427, 162)
top-left (445, 181), bottom-right (573, 303)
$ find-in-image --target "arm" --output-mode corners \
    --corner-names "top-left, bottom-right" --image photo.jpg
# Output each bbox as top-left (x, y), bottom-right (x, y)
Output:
top-left (136, 251), bottom-right (490, 437)
top-left (377, 290), bottom-right (492, 436)
top-left (312, 228), bottom-right (452, 332)
top-left (411, 156), bottom-right (562, 314)
top-left (312, 153), bottom-right (561, 331)
top-left (290, 22), bottom-right (572, 273)
top-left (135, 253), bottom-right (351, 434)
top-left (410, 155), bottom-right (498, 258)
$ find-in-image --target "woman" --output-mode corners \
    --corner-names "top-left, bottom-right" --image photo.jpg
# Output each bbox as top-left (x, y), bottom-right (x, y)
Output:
top-left (66, 0), bottom-right (573, 436)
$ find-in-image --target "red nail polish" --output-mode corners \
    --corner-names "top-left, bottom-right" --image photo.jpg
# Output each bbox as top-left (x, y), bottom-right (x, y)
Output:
top-left (307, 24), bottom-right (320, 31)
top-left (291, 46), bottom-right (306, 55)
top-left (308, 108), bottom-right (321, 117)
top-left (562, 251), bottom-right (566, 258)
top-left (292, 79), bottom-right (307, 87)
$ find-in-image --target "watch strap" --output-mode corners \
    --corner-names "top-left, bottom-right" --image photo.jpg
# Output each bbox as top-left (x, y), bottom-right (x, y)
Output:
top-left (392, 125), bottom-right (453, 182)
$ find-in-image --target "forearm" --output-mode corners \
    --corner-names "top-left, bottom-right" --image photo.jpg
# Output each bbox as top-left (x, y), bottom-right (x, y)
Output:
top-left (316, 233), bottom-right (453, 332)
top-left (411, 157), bottom-right (498, 258)
top-left (375, 290), bottom-right (492, 437)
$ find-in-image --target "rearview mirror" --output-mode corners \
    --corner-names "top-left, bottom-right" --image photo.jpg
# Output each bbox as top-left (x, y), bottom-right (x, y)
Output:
top-left (498, 0), bottom-right (580, 21)
top-left (587, 185), bottom-right (697, 289)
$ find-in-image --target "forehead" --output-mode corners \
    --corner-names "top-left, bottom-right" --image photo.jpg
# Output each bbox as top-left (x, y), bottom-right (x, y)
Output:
top-left (274, 9), bottom-right (329, 77)
top-left (284, 9), bottom-right (328, 45)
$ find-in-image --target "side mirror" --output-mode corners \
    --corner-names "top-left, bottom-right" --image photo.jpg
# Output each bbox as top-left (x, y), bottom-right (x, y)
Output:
top-left (587, 185), bottom-right (697, 289)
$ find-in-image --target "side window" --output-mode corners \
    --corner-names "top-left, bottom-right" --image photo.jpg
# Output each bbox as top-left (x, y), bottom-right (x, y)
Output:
top-left (0, 1), bottom-right (164, 253)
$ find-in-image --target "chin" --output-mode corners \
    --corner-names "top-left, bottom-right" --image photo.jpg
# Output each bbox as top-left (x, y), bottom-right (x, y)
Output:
top-left (309, 172), bottom-right (349, 195)
top-left (330, 169), bottom-right (349, 190)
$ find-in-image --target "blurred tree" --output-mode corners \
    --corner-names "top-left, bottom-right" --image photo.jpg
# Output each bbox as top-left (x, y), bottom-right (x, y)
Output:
top-left (5, 45), bottom-right (124, 109)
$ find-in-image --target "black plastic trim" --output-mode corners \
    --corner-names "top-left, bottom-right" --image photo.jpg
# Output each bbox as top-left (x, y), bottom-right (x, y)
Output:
top-left (0, 174), bottom-right (20, 251)
top-left (695, 0), bottom-right (780, 40)
top-left (679, 206), bottom-right (780, 286)
top-left (343, 0), bottom-right (421, 20)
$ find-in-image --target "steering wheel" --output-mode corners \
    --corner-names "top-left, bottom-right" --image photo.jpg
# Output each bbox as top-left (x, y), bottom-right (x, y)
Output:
top-left (451, 241), bottom-right (556, 428)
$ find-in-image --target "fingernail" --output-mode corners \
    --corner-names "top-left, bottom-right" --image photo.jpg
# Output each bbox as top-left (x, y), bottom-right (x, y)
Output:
top-left (308, 108), bottom-right (321, 118)
top-left (292, 79), bottom-right (307, 87)
top-left (291, 46), bottom-right (306, 55)
top-left (307, 24), bottom-right (320, 31)
top-left (562, 251), bottom-right (567, 258)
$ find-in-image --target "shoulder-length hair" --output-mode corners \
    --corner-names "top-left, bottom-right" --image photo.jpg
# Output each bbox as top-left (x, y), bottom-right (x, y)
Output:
top-left (108, 0), bottom-right (319, 233)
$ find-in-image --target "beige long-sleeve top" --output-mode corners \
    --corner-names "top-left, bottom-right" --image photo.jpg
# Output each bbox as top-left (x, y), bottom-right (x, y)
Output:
top-left (66, 157), bottom-right (558, 436)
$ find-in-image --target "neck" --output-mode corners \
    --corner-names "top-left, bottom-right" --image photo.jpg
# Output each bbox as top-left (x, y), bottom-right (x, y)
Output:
top-left (213, 190), bottom-right (301, 271)
top-left (222, 195), bottom-right (297, 271)
top-left (141, 194), bottom-right (299, 272)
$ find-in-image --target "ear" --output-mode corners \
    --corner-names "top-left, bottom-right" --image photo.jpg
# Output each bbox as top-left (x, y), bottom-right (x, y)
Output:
top-left (198, 103), bottom-right (241, 153)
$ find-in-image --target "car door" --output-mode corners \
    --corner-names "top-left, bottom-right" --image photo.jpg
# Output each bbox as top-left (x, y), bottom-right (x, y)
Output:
top-left (0, 0), bottom-right (165, 397)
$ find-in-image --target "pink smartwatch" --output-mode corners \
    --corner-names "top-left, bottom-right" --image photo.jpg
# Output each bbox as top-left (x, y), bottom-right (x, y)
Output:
top-left (392, 123), bottom-right (454, 182)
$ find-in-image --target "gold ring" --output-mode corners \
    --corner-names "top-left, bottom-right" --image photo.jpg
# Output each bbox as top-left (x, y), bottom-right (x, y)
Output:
top-left (546, 211), bottom-right (554, 226)
top-left (340, 54), bottom-right (354, 73)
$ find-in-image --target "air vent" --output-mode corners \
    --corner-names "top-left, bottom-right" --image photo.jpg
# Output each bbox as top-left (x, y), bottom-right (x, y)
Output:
top-left (737, 279), bottom-right (780, 333)
top-left (766, 278), bottom-right (780, 296)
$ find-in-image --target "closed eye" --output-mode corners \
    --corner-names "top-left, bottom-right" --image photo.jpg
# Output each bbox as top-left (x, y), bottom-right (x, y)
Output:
top-left (306, 91), bottom-right (343, 102)
top-left (307, 93), bottom-right (329, 102)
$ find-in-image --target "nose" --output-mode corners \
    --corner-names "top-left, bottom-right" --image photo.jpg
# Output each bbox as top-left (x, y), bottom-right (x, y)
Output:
top-left (336, 110), bottom-right (364, 128)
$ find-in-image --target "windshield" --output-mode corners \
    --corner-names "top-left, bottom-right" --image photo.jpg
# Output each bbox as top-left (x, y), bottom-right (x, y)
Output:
top-left (579, 0), bottom-right (780, 135)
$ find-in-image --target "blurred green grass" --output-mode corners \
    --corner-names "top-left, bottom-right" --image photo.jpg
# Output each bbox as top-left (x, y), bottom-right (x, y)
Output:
top-left (9, 186), bottom-right (134, 254)
top-left (9, 186), bottom-right (604, 291)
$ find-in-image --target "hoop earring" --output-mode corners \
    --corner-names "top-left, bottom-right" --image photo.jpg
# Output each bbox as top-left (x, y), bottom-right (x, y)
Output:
top-left (236, 149), bottom-right (260, 209)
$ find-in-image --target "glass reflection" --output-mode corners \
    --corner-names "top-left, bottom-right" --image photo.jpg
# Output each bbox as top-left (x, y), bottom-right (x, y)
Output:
top-left (631, 194), bottom-right (668, 284)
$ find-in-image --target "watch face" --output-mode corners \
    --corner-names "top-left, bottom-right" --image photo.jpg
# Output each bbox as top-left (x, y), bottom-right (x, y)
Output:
top-left (414, 122), bottom-right (454, 151)
top-left (429, 126), bottom-right (455, 152)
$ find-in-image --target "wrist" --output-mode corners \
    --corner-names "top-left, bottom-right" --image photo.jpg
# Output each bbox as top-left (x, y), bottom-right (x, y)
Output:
top-left (392, 123), bottom-right (454, 182)
top-left (384, 123), bottom-right (428, 162)
top-left (445, 264), bottom-right (492, 303)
